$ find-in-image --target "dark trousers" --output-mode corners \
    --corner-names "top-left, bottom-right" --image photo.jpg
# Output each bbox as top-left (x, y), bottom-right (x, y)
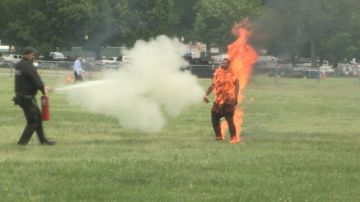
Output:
top-left (211, 103), bottom-right (237, 137)
top-left (16, 96), bottom-right (47, 144)
top-left (74, 72), bottom-right (83, 82)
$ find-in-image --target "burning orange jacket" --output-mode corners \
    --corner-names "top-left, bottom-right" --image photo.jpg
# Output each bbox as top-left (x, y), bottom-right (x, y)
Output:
top-left (213, 67), bottom-right (237, 105)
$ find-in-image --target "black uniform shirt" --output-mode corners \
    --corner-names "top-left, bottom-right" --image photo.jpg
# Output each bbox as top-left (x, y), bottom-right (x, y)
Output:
top-left (15, 58), bottom-right (44, 96)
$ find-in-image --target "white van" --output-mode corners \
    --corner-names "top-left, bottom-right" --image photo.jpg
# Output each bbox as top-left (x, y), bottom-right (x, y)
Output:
top-left (121, 56), bottom-right (131, 63)
top-left (49, 52), bottom-right (66, 60)
top-left (2, 54), bottom-right (22, 64)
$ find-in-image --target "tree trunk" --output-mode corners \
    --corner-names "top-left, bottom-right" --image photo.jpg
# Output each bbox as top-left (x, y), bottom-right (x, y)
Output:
top-left (333, 59), bottom-right (338, 68)
top-left (319, 52), bottom-right (324, 67)
top-left (95, 46), bottom-right (101, 61)
top-left (310, 33), bottom-right (317, 68)
top-left (9, 43), bottom-right (14, 54)
top-left (291, 52), bottom-right (296, 67)
top-left (206, 42), bottom-right (211, 52)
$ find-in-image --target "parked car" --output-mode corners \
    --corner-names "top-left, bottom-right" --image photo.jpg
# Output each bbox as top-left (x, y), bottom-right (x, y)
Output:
top-left (212, 54), bottom-right (228, 64)
top-left (121, 56), bottom-right (131, 63)
top-left (338, 63), bottom-right (358, 76)
top-left (49, 52), bottom-right (66, 60)
top-left (101, 57), bottom-right (122, 65)
top-left (2, 54), bottom-right (22, 64)
top-left (0, 60), bottom-right (7, 67)
top-left (319, 64), bottom-right (334, 73)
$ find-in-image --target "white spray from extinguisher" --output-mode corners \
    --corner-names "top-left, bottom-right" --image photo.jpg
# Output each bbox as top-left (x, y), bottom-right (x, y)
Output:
top-left (55, 35), bottom-right (204, 133)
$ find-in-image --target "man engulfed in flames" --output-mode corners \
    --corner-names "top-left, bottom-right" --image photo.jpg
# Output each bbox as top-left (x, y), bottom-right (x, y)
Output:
top-left (203, 18), bottom-right (258, 144)
top-left (203, 58), bottom-right (240, 143)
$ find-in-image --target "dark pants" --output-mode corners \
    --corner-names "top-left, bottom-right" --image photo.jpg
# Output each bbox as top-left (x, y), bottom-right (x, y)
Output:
top-left (15, 96), bottom-right (47, 144)
top-left (74, 72), bottom-right (83, 82)
top-left (211, 103), bottom-right (236, 137)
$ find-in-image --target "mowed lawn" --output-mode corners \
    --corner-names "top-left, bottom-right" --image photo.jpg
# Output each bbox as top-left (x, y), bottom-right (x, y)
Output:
top-left (0, 69), bottom-right (360, 202)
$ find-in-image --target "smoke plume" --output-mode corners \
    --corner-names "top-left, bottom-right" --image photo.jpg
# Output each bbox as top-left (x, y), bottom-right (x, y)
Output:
top-left (57, 35), bottom-right (204, 133)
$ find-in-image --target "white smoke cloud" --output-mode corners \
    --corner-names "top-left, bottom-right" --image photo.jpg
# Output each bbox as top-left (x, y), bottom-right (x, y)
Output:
top-left (56, 35), bottom-right (204, 133)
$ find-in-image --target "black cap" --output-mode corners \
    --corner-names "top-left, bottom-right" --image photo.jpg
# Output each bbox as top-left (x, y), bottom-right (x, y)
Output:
top-left (23, 47), bottom-right (38, 55)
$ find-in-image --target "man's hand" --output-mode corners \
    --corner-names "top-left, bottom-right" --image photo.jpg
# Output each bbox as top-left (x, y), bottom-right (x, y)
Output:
top-left (203, 95), bottom-right (210, 103)
top-left (45, 86), bottom-right (53, 94)
top-left (233, 98), bottom-right (238, 106)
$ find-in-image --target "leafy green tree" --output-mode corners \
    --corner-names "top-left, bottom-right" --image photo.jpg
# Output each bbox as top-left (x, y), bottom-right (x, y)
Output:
top-left (172, 0), bottom-right (198, 42)
top-left (194, 0), bottom-right (263, 50)
top-left (121, 0), bottom-right (178, 44)
top-left (39, 0), bottom-right (96, 52)
top-left (256, 0), bottom-right (307, 65)
top-left (318, 0), bottom-right (360, 66)
top-left (0, 0), bottom-right (96, 55)
top-left (260, 0), bottom-right (360, 67)
top-left (0, 0), bottom-right (41, 51)
top-left (0, 0), bottom-right (185, 57)
top-left (84, 0), bottom-right (119, 59)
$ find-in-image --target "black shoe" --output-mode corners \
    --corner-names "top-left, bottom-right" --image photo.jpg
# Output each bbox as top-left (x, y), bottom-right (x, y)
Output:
top-left (41, 140), bottom-right (56, 145)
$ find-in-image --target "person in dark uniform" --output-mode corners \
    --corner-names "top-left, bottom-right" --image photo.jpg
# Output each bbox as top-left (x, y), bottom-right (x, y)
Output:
top-left (13, 47), bottom-right (55, 145)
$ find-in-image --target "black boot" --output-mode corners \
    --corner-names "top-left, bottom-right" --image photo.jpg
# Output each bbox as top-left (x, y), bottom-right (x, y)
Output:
top-left (41, 140), bottom-right (56, 145)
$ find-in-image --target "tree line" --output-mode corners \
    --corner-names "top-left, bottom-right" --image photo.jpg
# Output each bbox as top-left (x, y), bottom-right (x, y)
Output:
top-left (0, 0), bottom-right (359, 66)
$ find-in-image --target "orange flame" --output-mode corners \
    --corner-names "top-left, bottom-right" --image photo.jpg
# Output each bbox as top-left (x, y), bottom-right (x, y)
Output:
top-left (213, 67), bottom-right (237, 106)
top-left (220, 18), bottom-right (258, 141)
top-left (66, 73), bottom-right (74, 83)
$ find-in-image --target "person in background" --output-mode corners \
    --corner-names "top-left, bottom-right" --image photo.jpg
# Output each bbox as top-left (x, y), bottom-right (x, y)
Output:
top-left (13, 47), bottom-right (55, 145)
top-left (73, 55), bottom-right (85, 82)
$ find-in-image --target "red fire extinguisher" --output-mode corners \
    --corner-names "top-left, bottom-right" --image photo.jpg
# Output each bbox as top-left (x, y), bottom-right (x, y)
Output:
top-left (41, 95), bottom-right (50, 121)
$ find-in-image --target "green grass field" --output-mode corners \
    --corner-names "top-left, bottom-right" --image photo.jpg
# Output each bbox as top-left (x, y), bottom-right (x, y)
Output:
top-left (1, 69), bottom-right (360, 202)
